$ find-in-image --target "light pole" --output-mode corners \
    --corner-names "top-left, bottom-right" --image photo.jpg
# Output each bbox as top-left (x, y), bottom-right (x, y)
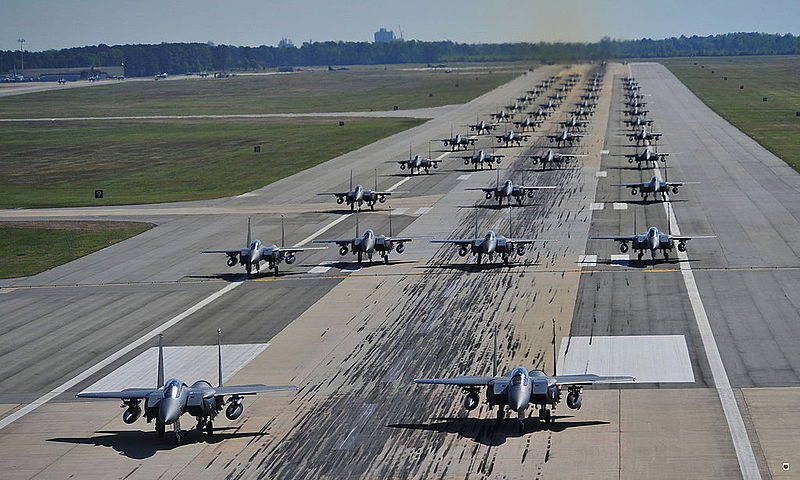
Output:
top-left (17, 38), bottom-right (26, 74)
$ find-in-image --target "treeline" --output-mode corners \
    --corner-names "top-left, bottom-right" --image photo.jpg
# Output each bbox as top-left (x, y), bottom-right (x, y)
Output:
top-left (2, 32), bottom-right (798, 77)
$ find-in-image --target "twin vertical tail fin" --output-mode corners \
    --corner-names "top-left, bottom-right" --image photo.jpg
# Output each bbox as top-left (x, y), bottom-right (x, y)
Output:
top-left (492, 326), bottom-right (498, 377)
top-left (217, 328), bottom-right (223, 388)
top-left (246, 218), bottom-right (253, 247)
top-left (281, 215), bottom-right (286, 248)
top-left (552, 318), bottom-right (557, 377)
top-left (157, 334), bottom-right (165, 388)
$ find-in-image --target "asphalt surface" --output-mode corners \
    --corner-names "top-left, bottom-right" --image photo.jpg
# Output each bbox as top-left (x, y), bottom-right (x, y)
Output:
top-left (0, 62), bottom-right (795, 479)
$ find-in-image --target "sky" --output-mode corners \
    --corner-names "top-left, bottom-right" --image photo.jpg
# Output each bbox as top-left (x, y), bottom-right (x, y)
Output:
top-left (1, 0), bottom-right (798, 52)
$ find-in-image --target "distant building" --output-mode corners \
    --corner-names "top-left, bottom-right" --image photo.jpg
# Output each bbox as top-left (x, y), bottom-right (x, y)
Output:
top-left (374, 28), bottom-right (395, 43)
top-left (278, 38), bottom-right (295, 48)
top-left (21, 65), bottom-right (124, 82)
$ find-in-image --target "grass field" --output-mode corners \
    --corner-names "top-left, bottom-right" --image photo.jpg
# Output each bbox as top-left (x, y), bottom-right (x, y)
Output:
top-left (661, 55), bottom-right (800, 170)
top-left (0, 67), bottom-right (519, 119)
top-left (0, 117), bottom-right (424, 208)
top-left (0, 221), bottom-right (153, 279)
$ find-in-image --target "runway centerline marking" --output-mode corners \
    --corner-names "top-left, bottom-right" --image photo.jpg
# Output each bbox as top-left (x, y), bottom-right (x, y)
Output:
top-left (653, 163), bottom-right (760, 475)
top-left (0, 208), bottom-right (358, 431)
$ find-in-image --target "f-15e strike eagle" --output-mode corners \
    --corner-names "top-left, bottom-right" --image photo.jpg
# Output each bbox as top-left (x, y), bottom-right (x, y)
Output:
top-left (314, 209), bottom-right (412, 264)
top-left (76, 331), bottom-right (296, 445)
top-left (460, 148), bottom-right (504, 170)
top-left (414, 322), bottom-right (634, 430)
top-left (593, 220), bottom-right (716, 262)
top-left (395, 145), bottom-right (440, 175)
top-left (320, 171), bottom-right (392, 210)
top-left (522, 149), bottom-right (586, 170)
top-left (202, 217), bottom-right (325, 275)
top-left (613, 174), bottom-right (697, 202)
top-left (468, 171), bottom-right (557, 206)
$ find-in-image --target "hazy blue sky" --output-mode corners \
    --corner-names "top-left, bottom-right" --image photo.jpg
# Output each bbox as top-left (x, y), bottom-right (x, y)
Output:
top-left (2, 0), bottom-right (798, 51)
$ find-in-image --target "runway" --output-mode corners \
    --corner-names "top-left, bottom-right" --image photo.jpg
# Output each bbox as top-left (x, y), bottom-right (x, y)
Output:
top-left (0, 62), bottom-right (796, 479)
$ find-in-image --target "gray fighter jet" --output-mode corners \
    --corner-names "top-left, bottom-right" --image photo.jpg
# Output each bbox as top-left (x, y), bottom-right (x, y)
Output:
top-left (396, 145), bottom-right (441, 175)
top-left (439, 128), bottom-right (479, 151)
top-left (414, 323), bottom-right (634, 429)
top-left (460, 148), bottom-right (504, 170)
top-left (76, 331), bottom-right (296, 445)
top-left (613, 174), bottom-right (696, 201)
top-left (625, 98), bottom-right (647, 109)
top-left (623, 106), bottom-right (649, 117)
top-left (516, 94), bottom-right (535, 104)
top-left (469, 171), bottom-right (557, 206)
top-left (504, 101), bottom-right (525, 112)
top-left (202, 217), bottom-right (325, 275)
top-left (314, 209), bottom-right (412, 264)
top-left (490, 110), bottom-right (515, 122)
top-left (593, 223), bottom-right (716, 261)
top-left (547, 129), bottom-right (583, 147)
top-left (320, 171), bottom-right (392, 211)
top-left (624, 115), bottom-right (653, 129)
top-left (430, 211), bottom-right (553, 265)
top-left (628, 127), bottom-right (662, 146)
top-left (572, 105), bottom-right (594, 119)
top-left (495, 129), bottom-right (530, 147)
top-left (466, 117), bottom-right (497, 135)
top-left (512, 116), bottom-right (541, 132)
top-left (528, 107), bottom-right (551, 121)
top-left (624, 144), bottom-right (669, 168)
top-left (540, 99), bottom-right (559, 111)
top-left (555, 116), bottom-right (591, 132)
top-left (522, 149), bottom-right (586, 170)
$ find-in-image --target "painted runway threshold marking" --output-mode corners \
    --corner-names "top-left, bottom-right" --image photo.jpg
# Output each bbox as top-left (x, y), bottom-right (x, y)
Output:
top-left (0, 207), bottom-right (359, 431)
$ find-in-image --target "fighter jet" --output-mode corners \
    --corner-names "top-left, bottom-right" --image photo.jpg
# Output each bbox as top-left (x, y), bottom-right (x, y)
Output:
top-left (522, 149), bottom-right (586, 170)
top-left (624, 144), bottom-right (669, 168)
top-left (623, 106), bottom-right (649, 117)
top-left (76, 331), bottom-right (296, 445)
top-left (504, 102), bottom-right (525, 113)
top-left (396, 145), bottom-right (440, 175)
top-left (528, 107), bottom-right (551, 120)
top-left (495, 129), bottom-right (530, 147)
top-left (572, 106), bottom-right (594, 119)
top-left (594, 224), bottom-right (716, 262)
top-left (202, 217), bottom-right (325, 275)
top-left (580, 92), bottom-right (599, 101)
top-left (526, 87), bottom-right (542, 96)
top-left (490, 110), bottom-right (515, 122)
top-left (320, 171), bottom-right (392, 211)
top-left (313, 209), bottom-right (411, 264)
top-left (430, 211), bottom-right (553, 265)
top-left (466, 117), bottom-right (498, 135)
top-left (512, 116), bottom-right (541, 132)
top-left (413, 322), bottom-right (634, 429)
top-left (547, 92), bottom-right (565, 103)
top-left (516, 94), bottom-right (535, 104)
top-left (575, 99), bottom-right (597, 110)
top-left (613, 174), bottom-right (696, 201)
top-left (625, 98), bottom-right (647, 109)
top-left (547, 129), bottom-right (583, 147)
top-left (624, 115), bottom-right (653, 129)
top-left (468, 171), bottom-right (557, 206)
top-left (555, 116), bottom-right (591, 132)
top-left (540, 99), bottom-right (559, 111)
top-left (439, 129), bottom-right (478, 151)
top-left (460, 148), bottom-right (504, 170)
top-left (628, 127), bottom-right (662, 146)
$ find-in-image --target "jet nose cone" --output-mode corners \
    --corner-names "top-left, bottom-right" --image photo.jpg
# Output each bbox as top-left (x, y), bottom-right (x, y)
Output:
top-left (510, 392), bottom-right (527, 413)
top-left (159, 400), bottom-right (181, 425)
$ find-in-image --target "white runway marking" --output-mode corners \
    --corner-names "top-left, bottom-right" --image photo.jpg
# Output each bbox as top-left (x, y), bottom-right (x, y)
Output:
top-left (612, 202), bottom-right (628, 210)
top-left (651, 161), bottom-right (761, 479)
top-left (81, 344), bottom-right (270, 394)
top-left (457, 174), bottom-right (472, 180)
top-left (308, 264), bottom-right (333, 274)
top-left (578, 254), bottom-right (597, 267)
top-left (590, 202), bottom-right (604, 210)
top-left (386, 176), bottom-right (411, 193)
top-left (0, 206), bottom-right (357, 431)
top-left (610, 254), bottom-right (629, 266)
top-left (390, 208), bottom-right (409, 216)
top-left (413, 207), bottom-right (432, 216)
top-left (601, 149), bottom-right (610, 155)
top-left (595, 171), bottom-right (607, 177)
top-left (558, 335), bottom-right (694, 383)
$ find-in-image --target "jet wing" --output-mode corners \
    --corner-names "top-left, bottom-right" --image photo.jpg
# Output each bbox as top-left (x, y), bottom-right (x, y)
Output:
top-left (274, 246), bottom-right (327, 254)
top-left (76, 388), bottom-right (161, 399)
top-left (430, 239), bottom-right (478, 245)
top-left (413, 376), bottom-right (496, 386)
top-left (367, 191), bottom-right (392, 197)
top-left (211, 384), bottom-right (297, 396)
top-left (669, 235), bottom-right (717, 241)
top-left (317, 192), bottom-right (349, 197)
top-left (591, 235), bottom-right (642, 242)
top-left (553, 374), bottom-right (636, 386)
top-left (610, 183), bottom-right (645, 188)
top-left (385, 237), bottom-right (414, 243)
top-left (202, 249), bottom-right (242, 255)
top-left (313, 238), bottom-right (356, 246)
top-left (518, 185), bottom-right (558, 191)
top-left (506, 238), bottom-right (555, 244)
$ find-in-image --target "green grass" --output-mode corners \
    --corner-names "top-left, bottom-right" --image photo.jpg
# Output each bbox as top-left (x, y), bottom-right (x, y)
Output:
top-left (0, 117), bottom-right (425, 208)
top-left (0, 221), bottom-right (153, 279)
top-left (0, 68), bottom-right (518, 119)
top-left (661, 55), bottom-right (800, 170)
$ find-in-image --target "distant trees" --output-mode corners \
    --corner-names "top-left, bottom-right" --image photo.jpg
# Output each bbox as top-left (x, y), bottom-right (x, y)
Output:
top-left (2, 33), bottom-right (798, 77)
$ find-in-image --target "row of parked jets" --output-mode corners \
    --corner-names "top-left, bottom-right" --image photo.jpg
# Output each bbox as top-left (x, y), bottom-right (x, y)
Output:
top-left (76, 69), bottom-right (637, 444)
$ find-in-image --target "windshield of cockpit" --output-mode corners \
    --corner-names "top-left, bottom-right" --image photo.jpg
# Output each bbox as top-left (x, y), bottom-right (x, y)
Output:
top-left (165, 379), bottom-right (181, 398)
